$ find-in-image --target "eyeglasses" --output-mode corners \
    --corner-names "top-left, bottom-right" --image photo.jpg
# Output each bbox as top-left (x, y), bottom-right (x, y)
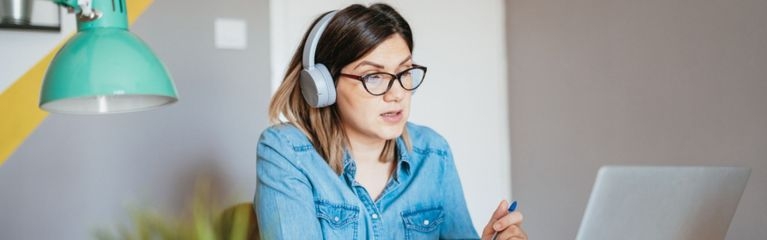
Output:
top-left (339, 65), bottom-right (427, 96)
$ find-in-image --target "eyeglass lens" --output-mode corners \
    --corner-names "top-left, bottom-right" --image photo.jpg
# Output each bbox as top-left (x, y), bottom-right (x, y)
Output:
top-left (363, 68), bottom-right (425, 95)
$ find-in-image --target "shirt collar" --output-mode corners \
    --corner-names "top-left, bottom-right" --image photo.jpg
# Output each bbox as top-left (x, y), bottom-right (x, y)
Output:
top-left (342, 150), bottom-right (356, 177)
top-left (341, 136), bottom-right (412, 181)
top-left (395, 136), bottom-right (412, 178)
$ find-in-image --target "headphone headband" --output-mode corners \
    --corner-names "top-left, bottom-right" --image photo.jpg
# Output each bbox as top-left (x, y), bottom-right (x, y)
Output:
top-left (302, 11), bottom-right (338, 69)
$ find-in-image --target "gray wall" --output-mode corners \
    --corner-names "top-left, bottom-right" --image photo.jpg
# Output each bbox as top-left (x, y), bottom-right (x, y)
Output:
top-left (507, 0), bottom-right (767, 239)
top-left (0, 0), bottom-right (270, 239)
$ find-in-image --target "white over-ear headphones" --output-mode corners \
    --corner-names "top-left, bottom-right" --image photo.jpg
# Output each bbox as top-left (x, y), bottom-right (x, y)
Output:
top-left (300, 11), bottom-right (338, 108)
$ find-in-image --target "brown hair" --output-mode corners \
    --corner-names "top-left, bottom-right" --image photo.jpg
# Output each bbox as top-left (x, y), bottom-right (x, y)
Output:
top-left (268, 4), bottom-right (414, 174)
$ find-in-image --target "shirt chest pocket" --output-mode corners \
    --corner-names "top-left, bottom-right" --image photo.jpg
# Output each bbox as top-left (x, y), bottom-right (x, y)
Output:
top-left (401, 206), bottom-right (445, 239)
top-left (316, 200), bottom-right (360, 239)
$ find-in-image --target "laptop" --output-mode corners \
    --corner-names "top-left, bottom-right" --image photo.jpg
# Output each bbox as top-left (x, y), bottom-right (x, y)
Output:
top-left (576, 166), bottom-right (750, 240)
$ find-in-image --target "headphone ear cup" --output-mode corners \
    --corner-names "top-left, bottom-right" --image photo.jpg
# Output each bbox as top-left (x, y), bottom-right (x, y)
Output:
top-left (300, 64), bottom-right (336, 108)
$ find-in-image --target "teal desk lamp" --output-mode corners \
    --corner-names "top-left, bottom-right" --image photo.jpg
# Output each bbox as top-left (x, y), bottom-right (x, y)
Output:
top-left (40, 0), bottom-right (177, 114)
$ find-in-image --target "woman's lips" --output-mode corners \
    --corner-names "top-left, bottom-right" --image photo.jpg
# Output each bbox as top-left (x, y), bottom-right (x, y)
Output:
top-left (380, 110), bottom-right (403, 123)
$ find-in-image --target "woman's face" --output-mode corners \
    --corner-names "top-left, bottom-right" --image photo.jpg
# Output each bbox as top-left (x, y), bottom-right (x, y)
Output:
top-left (336, 34), bottom-right (413, 144)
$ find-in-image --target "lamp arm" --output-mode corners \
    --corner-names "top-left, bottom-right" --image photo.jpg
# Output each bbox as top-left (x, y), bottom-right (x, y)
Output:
top-left (50, 0), bottom-right (100, 21)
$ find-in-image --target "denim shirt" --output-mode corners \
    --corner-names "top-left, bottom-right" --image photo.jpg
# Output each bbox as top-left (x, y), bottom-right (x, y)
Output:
top-left (254, 122), bottom-right (479, 239)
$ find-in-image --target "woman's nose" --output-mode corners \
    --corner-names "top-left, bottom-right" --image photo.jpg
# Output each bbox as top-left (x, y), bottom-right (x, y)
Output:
top-left (383, 79), bottom-right (406, 102)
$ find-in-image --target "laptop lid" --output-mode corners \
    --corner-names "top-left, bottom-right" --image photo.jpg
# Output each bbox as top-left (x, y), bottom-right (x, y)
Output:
top-left (576, 166), bottom-right (750, 240)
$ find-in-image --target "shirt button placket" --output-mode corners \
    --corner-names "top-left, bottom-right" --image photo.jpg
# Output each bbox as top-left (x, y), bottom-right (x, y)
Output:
top-left (371, 212), bottom-right (383, 239)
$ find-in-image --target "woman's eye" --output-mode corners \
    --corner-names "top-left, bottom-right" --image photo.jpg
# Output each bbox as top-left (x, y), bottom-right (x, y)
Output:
top-left (364, 74), bottom-right (386, 85)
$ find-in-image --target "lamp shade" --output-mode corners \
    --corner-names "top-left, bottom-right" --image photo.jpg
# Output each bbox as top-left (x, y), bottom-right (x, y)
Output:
top-left (40, 0), bottom-right (177, 114)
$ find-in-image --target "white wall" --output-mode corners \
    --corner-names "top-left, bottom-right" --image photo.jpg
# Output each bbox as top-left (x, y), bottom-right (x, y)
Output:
top-left (270, 0), bottom-right (511, 232)
top-left (0, 6), bottom-right (75, 94)
top-left (507, 0), bottom-right (767, 239)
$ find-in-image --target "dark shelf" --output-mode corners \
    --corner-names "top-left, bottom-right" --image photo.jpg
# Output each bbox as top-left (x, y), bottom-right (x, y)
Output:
top-left (0, 23), bottom-right (60, 32)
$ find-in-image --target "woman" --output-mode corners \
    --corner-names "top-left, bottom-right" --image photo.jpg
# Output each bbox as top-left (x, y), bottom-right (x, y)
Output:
top-left (255, 3), bottom-right (526, 239)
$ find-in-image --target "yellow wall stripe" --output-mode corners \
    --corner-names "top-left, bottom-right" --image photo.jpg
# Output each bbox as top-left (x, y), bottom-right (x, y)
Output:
top-left (0, 0), bottom-right (154, 166)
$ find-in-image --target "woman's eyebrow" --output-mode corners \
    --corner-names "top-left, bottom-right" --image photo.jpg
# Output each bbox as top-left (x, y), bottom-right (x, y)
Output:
top-left (399, 56), bottom-right (413, 66)
top-left (354, 61), bottom-right (385, 70)
top-left (353, 55), bottom-right (413, 70)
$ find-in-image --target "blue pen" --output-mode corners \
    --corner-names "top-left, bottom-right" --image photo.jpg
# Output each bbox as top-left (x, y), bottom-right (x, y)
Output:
top-left (491, 200), bottom-right (518, 240)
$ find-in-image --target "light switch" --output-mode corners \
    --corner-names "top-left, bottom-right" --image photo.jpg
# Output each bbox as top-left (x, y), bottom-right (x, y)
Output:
top-left (214, 18), bottom-right (247, 50)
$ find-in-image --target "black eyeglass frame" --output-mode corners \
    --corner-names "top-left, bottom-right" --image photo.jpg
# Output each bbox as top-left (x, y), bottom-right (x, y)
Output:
top-left (338, 65), bottom-right (427, 96)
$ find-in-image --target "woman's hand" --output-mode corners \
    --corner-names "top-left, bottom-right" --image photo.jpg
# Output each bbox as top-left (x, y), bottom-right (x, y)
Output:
top-left (481, 200), bottom-right (527, 240)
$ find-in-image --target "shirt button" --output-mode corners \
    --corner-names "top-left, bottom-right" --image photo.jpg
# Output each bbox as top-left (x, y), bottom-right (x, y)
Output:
top-left (423, 220), bottom-right (430, 225)
top-left (334, 216), bottom-right (340, 222)
top-left (371, 213), bottom-right (379, 219)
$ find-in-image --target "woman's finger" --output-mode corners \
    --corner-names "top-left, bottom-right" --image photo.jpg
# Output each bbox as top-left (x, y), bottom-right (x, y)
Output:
top-left (492, 211), bottom-right (524, 231)
top-left (490, 200), bottom-right (510, 221)
top-left (496, 224), bottom-right (526, 240)
top-left (481, 200), bottom-right (510, 237)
